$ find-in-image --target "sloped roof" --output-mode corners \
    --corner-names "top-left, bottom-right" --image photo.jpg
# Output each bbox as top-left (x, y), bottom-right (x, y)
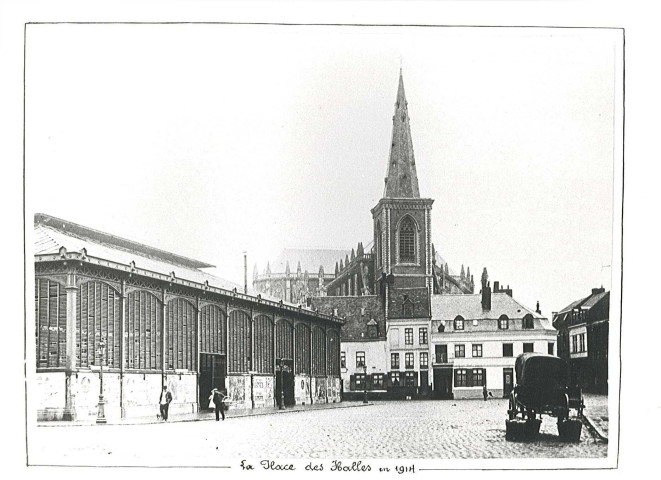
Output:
top-left (34, 218), bottom-right (245, 293)
top-left (310, 295), bottom-right (386, 342)
top-left (431, 293), bottom-right (545, 321)
top-left (34, 213), bottom-right (213, 269)
top-left (270, 248), bottom-right (350, 273)
top-left (581, 291), bottom-right (609, 309)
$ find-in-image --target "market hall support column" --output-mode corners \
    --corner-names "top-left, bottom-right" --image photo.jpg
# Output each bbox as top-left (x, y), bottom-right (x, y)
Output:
top-left (63, 272), bottom-right (77, 421)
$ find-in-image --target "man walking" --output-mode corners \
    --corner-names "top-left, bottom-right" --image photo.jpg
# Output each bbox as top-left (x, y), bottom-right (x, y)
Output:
top-left (159, 385), bottom-right (173, 421)
top-left (211, 388), bottom-right (226, 421)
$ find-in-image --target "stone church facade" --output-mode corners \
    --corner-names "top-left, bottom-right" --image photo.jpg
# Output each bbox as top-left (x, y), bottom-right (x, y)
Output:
top-left (254, 72), bottom-right (476, 399)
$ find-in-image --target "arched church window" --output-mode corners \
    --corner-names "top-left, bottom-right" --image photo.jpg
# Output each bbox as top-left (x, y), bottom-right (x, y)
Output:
top-left (399, 216), bottom-right (416, 263)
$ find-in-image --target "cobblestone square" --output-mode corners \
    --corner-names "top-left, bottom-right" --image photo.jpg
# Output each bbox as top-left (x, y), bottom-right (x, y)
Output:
top-left (30, 399), bottom-right (607, 466)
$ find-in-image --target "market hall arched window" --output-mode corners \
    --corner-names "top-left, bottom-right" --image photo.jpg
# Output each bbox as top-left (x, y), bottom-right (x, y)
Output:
top-left (398, 216), bottom-right (416, 263)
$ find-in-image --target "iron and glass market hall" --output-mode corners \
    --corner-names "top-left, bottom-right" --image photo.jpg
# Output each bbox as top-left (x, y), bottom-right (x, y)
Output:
top-left (34, 213), bottom-right (343, 421)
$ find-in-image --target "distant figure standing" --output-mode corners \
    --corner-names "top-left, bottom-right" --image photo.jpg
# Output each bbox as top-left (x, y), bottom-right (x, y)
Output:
top-left (210, 388), bottom-right (226, 421)
top-left (483, 385), bottom-right (488, 401)
top-left (159, 385), bottom-right (173, 421)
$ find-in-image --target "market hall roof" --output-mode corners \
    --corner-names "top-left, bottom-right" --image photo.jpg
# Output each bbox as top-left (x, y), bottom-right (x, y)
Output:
top-left (34, 214), bottom-right (344, 324)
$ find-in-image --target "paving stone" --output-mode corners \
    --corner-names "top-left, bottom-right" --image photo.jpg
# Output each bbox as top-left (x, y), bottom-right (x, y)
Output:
top-left (29, 399), bottom-right (606, 465)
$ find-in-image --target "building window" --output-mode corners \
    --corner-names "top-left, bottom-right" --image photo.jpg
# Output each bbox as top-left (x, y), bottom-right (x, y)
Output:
top-left (390, 371), bottom-right (401, 387)
top-left (351, 373), bottom-right (366, 391)
top-left (548, 342), bottom-right (554, 355)
top-left (356, 351), bottom-right (365, 368)
top-left (454, 316), bottom-right (465, 330)
top-left (372, 373), bottom-right (385, 390)
top-left (399, 216), bottom-right (416, 263)
top-left (571, 333), bottom-right (587, 353)
top-left (420, 352), bottom-right (428, 369)
top-left (454, 344), bottom-right (465, 358)
top-left (404, 328), bottom-right (413, 345)
top-left (435, 344), bottom-right (448, 363)
top-left (503, 343), bottom-right (513, 357)
top-left (405, 352), bottom-right (414, 369)
top-left (455, 369), bottom-right (468, 387)
top-left (523, 314), bottom-right (534, 329)
top-left (523, 343), bottom-right (534, 353)
top-left (472, 368), bottom-right (485, 387)
top-left (391, 353), bottom-right (400, 369)
top-left (405, 371), bottom-right (417, 387)
top-left (454, 368), bottom-right (486, 387)
top-left (419, 327), bottom-right (428, 345)
top-left (498, 315), bottom-right (509, 330)
top-left (340, 351), bottom-right (346, 369)
top-left (472, 344), bottom-right (483, 358)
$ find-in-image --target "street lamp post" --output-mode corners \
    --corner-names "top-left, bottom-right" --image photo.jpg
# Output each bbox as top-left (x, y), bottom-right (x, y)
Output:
top-left (96, 337), bottom-right (107, 424)
top-left (278, 358), bottom-right (286, 410)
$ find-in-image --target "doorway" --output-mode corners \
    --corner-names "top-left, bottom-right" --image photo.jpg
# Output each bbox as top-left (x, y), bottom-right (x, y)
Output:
top-left (433, 368), bottom-right (453, 399)
top-left (275, 358), bottom-right (295, 407)
top-left (503, 368), bottom-right (514, 398)
top-left (199, 354), bottom-right (226, 409)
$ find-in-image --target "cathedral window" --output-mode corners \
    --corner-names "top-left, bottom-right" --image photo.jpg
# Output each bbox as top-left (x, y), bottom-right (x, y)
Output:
top-left (398, 216), bottom-right (416, 263)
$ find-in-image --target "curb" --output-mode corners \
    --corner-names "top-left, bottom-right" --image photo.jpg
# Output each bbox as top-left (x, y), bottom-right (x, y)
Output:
top-left (582, 415), bottom-right (608, 443)
top-left (37, 402), bottom-right (373, 427)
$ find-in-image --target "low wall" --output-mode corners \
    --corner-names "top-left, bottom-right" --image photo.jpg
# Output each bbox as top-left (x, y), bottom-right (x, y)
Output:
top-left (35, 370), bottom-right (198, 420)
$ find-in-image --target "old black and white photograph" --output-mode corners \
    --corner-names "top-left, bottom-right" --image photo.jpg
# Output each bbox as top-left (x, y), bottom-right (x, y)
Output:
top-left (5, 1), bottom-right (645, 476)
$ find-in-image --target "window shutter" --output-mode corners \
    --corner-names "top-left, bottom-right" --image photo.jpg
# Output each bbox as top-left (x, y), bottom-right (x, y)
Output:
top-left (350, 375), bottom-right (356, 391)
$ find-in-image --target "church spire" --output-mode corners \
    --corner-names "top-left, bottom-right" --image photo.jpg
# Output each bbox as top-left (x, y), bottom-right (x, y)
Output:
top-left (384, 69), bottom-right (420, 198)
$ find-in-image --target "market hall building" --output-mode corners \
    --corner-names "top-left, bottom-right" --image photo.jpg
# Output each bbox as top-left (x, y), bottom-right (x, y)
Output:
top-left (33, 213), bottom-right (343, 421)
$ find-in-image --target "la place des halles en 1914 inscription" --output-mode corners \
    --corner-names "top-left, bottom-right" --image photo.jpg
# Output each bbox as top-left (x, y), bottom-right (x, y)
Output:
top-left (241, 460), bottom-right (415, 474)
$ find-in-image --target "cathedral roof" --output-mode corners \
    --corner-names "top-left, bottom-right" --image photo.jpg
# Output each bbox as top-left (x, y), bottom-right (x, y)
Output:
top-left (270, 248), bottom-right (350, 274)
top-left (383, 70), bottom-right (420, 199)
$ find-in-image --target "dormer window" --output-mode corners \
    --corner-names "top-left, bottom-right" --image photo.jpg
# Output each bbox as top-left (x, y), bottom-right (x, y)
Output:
top-left (453, 316), bottom-right (465, 331)
top-left (523, 314), bottom-right (534, 329)
top-left (402, 296), bottom-right (414, 318)
top-left (367, 319), bottom-right (378, 338)
top-left (498, 315), bottom-right (509, 330)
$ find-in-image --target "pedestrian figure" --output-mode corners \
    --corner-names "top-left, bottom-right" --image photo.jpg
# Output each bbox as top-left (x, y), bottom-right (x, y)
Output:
top-left (159, 385), bottom-right (173, 421)
top-left (483, 384), bottom-right (488, 401)
top-left (210, 388), bottom-right (226, 421)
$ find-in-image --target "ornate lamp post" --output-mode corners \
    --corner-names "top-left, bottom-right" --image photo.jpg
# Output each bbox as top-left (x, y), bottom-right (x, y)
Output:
top-left (96, 337), bottom-right (107, 424)
top-left (278, 358), bottom-right (286, 410)
top-left (360, 361), bottom-right (368, 404)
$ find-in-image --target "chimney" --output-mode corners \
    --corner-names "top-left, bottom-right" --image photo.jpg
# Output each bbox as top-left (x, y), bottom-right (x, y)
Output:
top-left (494, 281), bottom-right (500, 292)
top-left (536, 301), bottom-right (541, 314)
top-left (592, 287), bottom-right (605, 295)
top-left (243, 252), bottom-right (248, 294)
top-left (481, 268), bottom-right (491, 311)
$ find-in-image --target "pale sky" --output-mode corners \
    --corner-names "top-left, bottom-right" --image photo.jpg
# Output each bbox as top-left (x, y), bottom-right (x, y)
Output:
top-left (26, 24), bottom-right (621, 315)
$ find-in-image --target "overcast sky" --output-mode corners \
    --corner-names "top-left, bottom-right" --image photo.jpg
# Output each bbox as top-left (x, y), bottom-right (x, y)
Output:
top-left (26, 24), bottom-right (621, 314)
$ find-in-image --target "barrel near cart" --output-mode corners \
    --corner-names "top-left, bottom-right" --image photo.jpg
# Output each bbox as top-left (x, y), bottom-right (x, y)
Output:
top-left (506, 353), bottom-right (585, 442)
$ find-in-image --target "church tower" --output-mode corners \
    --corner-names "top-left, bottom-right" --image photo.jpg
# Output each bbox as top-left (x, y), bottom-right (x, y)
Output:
top-left (371, 70), bottom-right (434, 320)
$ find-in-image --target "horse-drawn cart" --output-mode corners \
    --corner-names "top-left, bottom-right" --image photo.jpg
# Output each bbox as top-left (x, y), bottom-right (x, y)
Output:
top-left (506, 353), bottom-right (584, 442)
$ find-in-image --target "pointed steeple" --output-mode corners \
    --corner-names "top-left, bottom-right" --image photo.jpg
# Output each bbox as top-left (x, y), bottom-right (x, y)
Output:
top-left (384, 69), bottom-right (420, 199)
